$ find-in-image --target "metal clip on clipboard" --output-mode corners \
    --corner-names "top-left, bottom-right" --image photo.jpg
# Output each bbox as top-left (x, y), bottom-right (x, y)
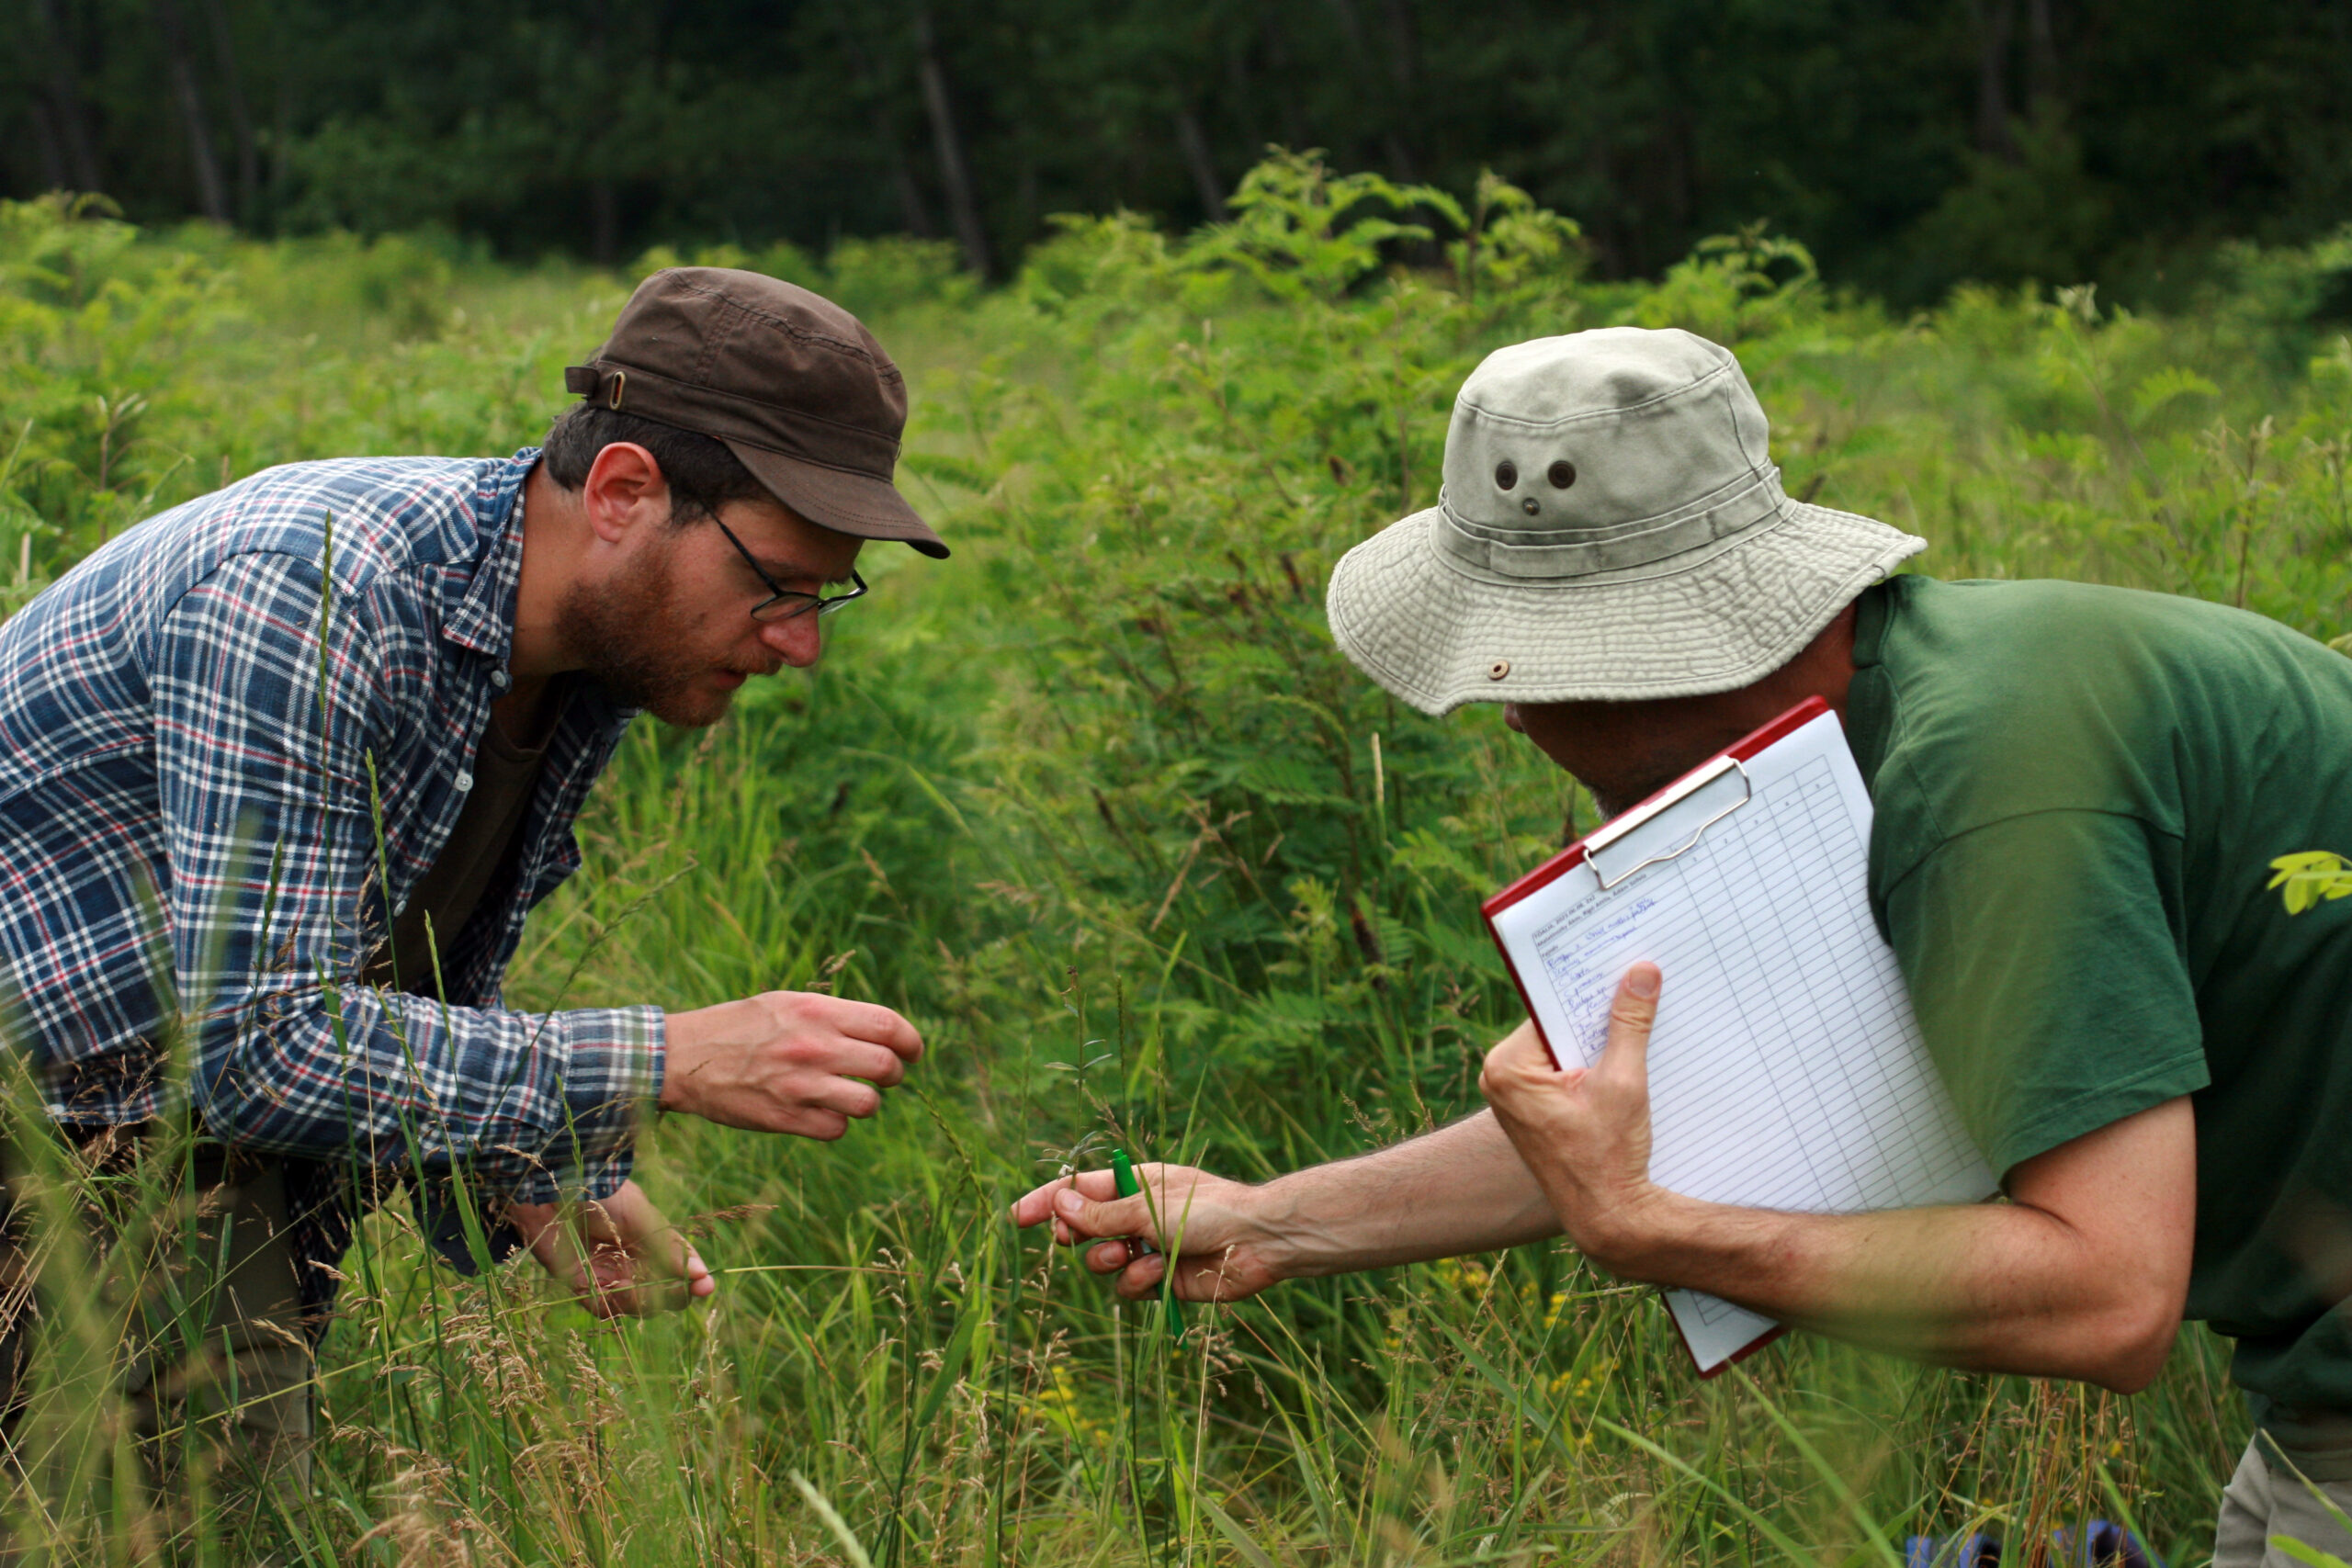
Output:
top-left (1583, 755), bottom-right (1756, 892)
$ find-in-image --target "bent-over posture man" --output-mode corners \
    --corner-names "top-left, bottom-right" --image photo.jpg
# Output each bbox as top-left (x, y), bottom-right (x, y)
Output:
top-left (0, 268), bottom-right (933, 1489)
top-left (1019, 327), bottom-right (2352, 1565)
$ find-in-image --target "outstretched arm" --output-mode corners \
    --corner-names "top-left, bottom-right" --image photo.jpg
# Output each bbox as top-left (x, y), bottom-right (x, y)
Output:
top-left (1010, 1097), bottom-right (1560, 1303)
top-left (1018, 965), bottom-right (2196, 1393)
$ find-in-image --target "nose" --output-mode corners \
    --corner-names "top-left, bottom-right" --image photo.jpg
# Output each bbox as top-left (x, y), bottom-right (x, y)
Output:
top-left (1503, 702), bottom-right (1525, 734)
top-left (759, 610), bottom-right (826, 669)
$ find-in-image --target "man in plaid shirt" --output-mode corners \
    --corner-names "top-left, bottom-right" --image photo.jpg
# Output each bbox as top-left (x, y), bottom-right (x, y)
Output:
top-left (0, 268), bottom-right (937, 1487)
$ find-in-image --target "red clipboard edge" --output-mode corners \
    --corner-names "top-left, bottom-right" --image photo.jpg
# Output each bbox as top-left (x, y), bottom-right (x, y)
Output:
top-left (1476, 695), bottom-right (1832, 1068)
top-left (1688, 1313), bottom-right (1792, 1379)
top-left (1478, 694), bottom-right (1831, 926)
top-left (1475, 694), bottom-right (1832, 1381)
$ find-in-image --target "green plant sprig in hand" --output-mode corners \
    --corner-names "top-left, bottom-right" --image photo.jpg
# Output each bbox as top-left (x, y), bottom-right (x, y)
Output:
top-left (2268, 852), bottom-right (2352, 913)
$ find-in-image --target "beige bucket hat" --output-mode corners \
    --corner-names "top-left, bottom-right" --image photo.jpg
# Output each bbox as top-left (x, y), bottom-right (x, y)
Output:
top-left (1326, 327), bottom-right (1923, 716)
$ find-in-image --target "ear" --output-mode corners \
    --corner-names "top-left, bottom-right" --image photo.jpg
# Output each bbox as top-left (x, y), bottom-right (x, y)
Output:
top-left (580, 442), bottom-right (673, 546)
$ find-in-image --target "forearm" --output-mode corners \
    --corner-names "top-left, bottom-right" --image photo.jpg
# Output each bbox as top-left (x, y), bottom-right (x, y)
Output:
top-left (194, 985), bottom-right (662, 1200)
top-left (1612, 1191), bottom-right (2180, 1390)
top-left (1259, 1109), bottom-right (1559, 1279)
top-left (1482, 970), bottom-right (2195, 1393)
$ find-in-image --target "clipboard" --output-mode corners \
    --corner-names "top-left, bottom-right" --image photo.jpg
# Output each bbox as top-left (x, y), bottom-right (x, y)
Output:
top-left (1477, 696), bottom-right (1994, 1377)
top-left (1481, 696), bottom-right (1829, 946)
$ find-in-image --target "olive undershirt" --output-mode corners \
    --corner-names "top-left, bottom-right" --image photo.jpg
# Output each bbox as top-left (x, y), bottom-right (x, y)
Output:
top-left (360, 680), bottom-right (569, 997)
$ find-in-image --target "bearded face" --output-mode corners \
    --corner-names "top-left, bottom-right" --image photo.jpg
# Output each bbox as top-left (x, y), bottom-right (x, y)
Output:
top-left (544, 469), bottom-right (865, 727)
top-left (558, 522), bottom-right (808, 727)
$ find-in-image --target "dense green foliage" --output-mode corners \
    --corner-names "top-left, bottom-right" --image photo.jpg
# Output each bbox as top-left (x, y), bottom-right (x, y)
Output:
top-left (6, 164), bottom-right (2352, 1560)
top-left (9, 0), bottom-right (2352, 306)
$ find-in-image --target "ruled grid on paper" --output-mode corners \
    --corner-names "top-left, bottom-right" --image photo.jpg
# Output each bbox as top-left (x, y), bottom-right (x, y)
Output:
top-left (1487, 711), bottom-right (1995, 1372)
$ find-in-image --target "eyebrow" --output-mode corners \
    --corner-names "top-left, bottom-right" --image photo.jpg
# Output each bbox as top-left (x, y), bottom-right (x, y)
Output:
top-left (742, 551), bottom-right (852, 588)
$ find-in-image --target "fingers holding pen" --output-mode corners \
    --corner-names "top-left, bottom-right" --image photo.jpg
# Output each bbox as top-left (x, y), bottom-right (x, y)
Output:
top-left (1011, 1163), bottom-right (1286, 1305)
top-left (1009, 1168), bottom-right (1121, 1235)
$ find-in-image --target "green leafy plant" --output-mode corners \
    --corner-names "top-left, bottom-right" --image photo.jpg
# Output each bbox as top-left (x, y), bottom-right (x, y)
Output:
top-left (16, 146), bottom-right (2352, 1559)
top-left (1184, 147), bottom-right (1452, 301)
top-left (2270, 852), bottom-right (2352, 914)
top-left (1444, 168), bottom-right (1588, 302)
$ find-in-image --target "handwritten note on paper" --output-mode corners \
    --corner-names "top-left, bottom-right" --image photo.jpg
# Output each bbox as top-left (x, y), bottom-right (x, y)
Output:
top-left (1486, 710), bottom-right (1995, 1371)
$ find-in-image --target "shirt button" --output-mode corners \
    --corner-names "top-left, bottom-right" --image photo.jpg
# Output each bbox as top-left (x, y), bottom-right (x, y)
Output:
top-left (491, 670), bottom-right (511, 690)
top-left (394, 896), bottom-right (410, 916)
top-left (456, 772), bottom-right (474, 792)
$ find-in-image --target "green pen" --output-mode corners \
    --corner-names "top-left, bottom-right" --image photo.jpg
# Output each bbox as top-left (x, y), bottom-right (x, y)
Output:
top-left (1110, 1146), bottom-right (1186, 1336)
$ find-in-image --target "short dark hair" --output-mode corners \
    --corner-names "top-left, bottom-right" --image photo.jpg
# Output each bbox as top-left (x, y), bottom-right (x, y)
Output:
top-left (540, 403), bottom-right (771, 525)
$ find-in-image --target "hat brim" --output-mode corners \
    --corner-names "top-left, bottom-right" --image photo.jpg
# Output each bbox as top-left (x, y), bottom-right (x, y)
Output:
top-left (1325, 501), bottom-right (1924, 716)
top-left (724, 440), bottom-right (949, 559)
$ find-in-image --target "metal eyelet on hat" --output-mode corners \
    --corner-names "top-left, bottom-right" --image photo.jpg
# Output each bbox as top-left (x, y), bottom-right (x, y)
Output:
top-left (1521, 497), bottom-right (1540, 514)
top-left (1487, 660), bottom-right (1510, 681)
top-left (1494, 459), bottom-right (1517, 490)
top-left (1548, 459), bottom-right (1576, 489)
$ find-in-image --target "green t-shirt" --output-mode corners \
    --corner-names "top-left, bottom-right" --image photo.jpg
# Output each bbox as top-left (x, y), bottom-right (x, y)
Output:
top-left (1849, 575), bottom-right (2352, 1416)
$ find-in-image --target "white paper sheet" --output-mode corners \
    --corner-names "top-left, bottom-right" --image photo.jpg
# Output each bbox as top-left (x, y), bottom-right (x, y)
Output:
top-left (1488, 710), bottom-right (1995, 1372)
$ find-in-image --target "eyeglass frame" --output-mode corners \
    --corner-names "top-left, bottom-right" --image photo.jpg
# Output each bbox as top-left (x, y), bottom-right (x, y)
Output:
top-left (707, 514), bottom-right (870, 622)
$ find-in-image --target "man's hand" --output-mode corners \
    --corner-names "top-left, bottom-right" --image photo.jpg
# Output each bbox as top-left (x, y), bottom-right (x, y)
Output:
top-left (507, 1179), bottom-right (715, 1319)
top-left (1478, 963), bottom-right (1675, 1278)
top-left (1479, 960), bottom-right (2197, 1388)
top-left (662, 991), bottom-right (923, 1137)
top-left (1011, 1165), bottom-right (1289, 1303)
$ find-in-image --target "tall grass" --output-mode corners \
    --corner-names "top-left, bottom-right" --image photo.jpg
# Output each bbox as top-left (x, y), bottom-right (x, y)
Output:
top-left (5, 164), bottom-right (2351, 1561)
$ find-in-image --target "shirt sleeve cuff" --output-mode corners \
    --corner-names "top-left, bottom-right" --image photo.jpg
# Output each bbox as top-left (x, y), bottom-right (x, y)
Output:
top-left (501, 1003), bottom-right (664, 1205)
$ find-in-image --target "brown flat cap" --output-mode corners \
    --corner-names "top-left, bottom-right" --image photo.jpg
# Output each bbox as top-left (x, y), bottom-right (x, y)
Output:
top-left (564, 266), bottom-right (946, 558)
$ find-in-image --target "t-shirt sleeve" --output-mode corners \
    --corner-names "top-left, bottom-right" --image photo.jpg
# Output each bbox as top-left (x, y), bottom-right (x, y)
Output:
top-left (1881, 808), bottom-right (2210, 1177)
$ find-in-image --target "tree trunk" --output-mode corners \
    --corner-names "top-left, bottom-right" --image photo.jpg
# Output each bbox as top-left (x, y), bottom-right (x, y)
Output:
top-left (27, 98), bottom-right (68, 192)
top-left (1318, 0), bottom-right (1419, 179)
top-left (1970, 0), bottom-right (2018, 160)
top-left (198, 0), bottom-right (260, 220)
top-left (2026, 0), bottom-right (2060, 113)
top-left (269, 74), bottom-right (292, 212)
top-left (1174, 106), bottom-right (1227, 221)
top-left (1307, 0), bottom-right (1411, 179)
top-left (838, 18), bottom-right (936, 237)
top-left (1381, 0), bottom-right (1419, 91)
top-left (587, 0), bottom-right (616, 262)
top-left (1380, 0), bottom-right (1421, 179)
top-left (33, 0), bottom-right (104, 193)
top-left (913, 10), bottom-right (991, 278)
top-left (1258, 20), bottom-right (1311, 150)
top-left (590, 180), bottom-right (619, 266)
top-left (883, 133), bottom-right (937, 239)
top-left (1317, 0), bottom-right (1376, 68)
top-left (153, 0), bottom-right (230, 221)
top-left (1224, 39), bottom-right (1265, 152)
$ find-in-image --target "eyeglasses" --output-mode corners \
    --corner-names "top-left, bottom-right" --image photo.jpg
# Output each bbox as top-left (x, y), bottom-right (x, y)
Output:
top-left (710, 516), bottom-right (869, 623)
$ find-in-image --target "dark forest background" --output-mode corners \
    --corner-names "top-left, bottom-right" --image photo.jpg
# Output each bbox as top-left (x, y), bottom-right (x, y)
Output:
top-left (6, 0), bottom-right (2349, 305)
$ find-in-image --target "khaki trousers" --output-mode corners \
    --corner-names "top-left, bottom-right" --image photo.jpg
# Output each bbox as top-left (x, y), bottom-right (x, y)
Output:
top-left (0, 1139), bottom-right (316, 1511)
top-left (2213, 1419), bottom-right (2352, 1568)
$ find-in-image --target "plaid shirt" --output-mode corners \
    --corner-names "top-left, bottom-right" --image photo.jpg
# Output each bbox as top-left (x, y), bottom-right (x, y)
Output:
top-left (0, 452), bottom-right (661, 1208)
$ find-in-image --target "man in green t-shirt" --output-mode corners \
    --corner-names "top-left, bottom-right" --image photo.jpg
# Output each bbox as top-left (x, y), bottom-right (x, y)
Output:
top-left (1014, 326), bottom-right (2352, 1563)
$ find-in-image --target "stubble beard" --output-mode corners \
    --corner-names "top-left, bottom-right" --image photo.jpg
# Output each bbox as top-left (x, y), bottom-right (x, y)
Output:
top-left (557, 545), bottom-right (735, 728)
top-left (1584, 767), bottom-right (1677, 824)
top-left (1580, 752), bottom-right (1716, 824)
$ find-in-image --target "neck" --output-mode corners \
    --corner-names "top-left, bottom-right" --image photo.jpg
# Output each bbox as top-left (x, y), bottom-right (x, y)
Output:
top-left (1515, 602), bottom-right (1867, 819)
top-left (510, 462), bottom-right (585, 683)
top-left (1732, 602), bottom-right (1861, 729)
